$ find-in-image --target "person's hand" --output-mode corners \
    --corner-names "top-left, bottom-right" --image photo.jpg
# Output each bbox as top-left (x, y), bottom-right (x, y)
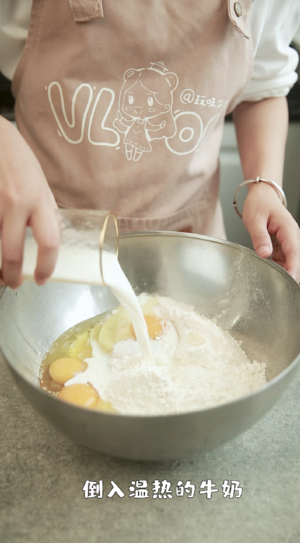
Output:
top-left (242, 182), bottom-right (300, 282)
top-left (0, 116), bottom-right (60, 289)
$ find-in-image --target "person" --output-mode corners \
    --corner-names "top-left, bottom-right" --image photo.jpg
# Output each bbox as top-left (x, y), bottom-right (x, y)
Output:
top-left (0, 0), bottom-right (300, 288)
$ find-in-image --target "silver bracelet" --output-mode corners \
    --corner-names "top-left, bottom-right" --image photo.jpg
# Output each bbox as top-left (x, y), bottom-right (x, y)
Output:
top-left (232, 176), bottom-right (287, 219)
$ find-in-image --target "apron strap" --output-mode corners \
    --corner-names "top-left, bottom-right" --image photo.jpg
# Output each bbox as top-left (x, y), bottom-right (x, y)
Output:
top-left (69, 0), bottom-right (104, 22)
top-left (227, 0), bottom-right (254, 39)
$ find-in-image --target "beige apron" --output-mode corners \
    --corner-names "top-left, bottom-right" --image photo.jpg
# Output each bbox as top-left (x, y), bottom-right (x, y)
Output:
top-left (12, 0), bottom-right (254, 236)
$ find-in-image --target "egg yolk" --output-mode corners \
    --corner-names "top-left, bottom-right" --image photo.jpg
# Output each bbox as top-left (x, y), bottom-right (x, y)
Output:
top-left (144, 315), bottom-right (164, 339)
top-left (130, 315), bottom-right (164, 340)
top-left (57, 383), bottom-right (99, 408)
top-left (49, 357), bottom-right (87, 384)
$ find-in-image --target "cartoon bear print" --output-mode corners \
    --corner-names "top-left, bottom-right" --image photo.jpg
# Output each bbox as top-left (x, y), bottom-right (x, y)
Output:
top-left (113, 61), bottom-right (178, 161)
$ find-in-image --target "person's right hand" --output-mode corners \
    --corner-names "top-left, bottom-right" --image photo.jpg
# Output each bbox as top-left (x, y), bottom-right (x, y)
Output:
top-left (0, 116), bottom-right (60, 289)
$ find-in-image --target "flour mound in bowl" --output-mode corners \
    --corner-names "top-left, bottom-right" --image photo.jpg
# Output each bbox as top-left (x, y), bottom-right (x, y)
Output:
top-left (65, 294), bottom-right (267, 415)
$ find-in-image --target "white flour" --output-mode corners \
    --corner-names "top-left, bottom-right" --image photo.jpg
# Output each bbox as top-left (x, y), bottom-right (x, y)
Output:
top-left (66, 294), bottom-right (267, 415)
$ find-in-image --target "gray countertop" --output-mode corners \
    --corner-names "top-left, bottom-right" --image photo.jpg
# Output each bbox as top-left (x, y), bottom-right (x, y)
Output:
top-left (0, 348), bottom-right (300, 543)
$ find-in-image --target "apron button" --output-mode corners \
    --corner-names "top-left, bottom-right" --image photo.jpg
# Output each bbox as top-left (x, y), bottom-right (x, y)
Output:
top-left (234, 2), bottom-right (243, 17)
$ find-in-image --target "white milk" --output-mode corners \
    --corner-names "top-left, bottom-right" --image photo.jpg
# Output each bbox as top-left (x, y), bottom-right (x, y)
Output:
top-left (102, 251), bottom-right (154, 365)
top-left (1, 235), bottom-right (154, 365)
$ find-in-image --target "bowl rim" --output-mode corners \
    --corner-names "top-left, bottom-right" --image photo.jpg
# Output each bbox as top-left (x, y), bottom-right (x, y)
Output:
top-left (119, 230), bottom-right (300, 289)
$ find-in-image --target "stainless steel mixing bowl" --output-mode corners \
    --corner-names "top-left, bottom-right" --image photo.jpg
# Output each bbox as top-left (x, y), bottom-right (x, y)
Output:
top-left (1, 232), bottom-right (300, 461)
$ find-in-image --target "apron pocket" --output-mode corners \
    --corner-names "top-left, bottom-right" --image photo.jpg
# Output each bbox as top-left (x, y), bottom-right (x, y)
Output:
top-left (69, 0), bottom-right (104, 22)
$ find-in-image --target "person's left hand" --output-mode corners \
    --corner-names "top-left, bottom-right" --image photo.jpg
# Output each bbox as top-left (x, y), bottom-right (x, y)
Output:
top-left (242, 182), bottom-right (300, 282)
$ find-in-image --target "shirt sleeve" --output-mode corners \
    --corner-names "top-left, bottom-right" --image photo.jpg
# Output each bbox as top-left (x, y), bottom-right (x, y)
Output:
top-left (0, 0), bottom-right (31, 81)
top-left (238, 0), bottom-right (300, 103)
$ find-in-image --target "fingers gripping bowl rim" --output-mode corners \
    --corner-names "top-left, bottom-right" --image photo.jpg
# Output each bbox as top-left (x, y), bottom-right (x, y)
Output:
top-left (0, 232), bottom-right (300, 461)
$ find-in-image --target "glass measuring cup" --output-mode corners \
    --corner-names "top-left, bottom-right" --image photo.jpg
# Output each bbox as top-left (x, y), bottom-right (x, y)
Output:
top-left (0, 209), bottom-right (119, 286)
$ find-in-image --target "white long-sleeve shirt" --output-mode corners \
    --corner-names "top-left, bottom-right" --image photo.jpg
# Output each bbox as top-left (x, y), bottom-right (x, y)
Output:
top-left (0, 0), bottom-right (300, 101)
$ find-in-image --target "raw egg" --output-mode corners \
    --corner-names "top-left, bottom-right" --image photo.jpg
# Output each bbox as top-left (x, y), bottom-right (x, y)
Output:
top-left (144, 315), bottom-right (165, 339)
top-left (49, 357), bottom-right (87, 384)
top-left (131, 315), bottom-right (165, 340)
top-left (57, 383), bottom-right (99, 408)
